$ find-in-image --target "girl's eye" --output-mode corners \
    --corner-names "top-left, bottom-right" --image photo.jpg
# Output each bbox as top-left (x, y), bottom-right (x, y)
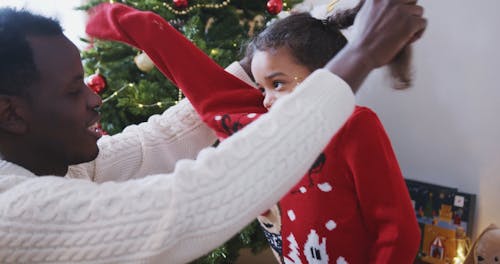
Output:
top-left (273, 81), bottom-right (284, 90)
top-left (258, 87), bottom-right (266, 95)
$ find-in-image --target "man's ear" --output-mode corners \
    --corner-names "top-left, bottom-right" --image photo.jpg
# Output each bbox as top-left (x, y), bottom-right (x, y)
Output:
top-left (0, 95), bottom-right (30, 134)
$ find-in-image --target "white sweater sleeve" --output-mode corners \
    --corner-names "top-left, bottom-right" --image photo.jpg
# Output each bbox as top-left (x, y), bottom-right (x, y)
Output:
top-left (0, 70), bottom-right (354, 264)
top-left (66, 62), bottom-right (246, 183)
top-left (66, 98), bottom-right (217, 182)
top-left (224, 61), bottom-right (257, 88)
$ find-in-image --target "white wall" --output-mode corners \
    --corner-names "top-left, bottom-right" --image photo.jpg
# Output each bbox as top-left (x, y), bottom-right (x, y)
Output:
top-left (0, 0), bottom-right (86, 48)
top-left (306, 0), bottom-right (500, 237)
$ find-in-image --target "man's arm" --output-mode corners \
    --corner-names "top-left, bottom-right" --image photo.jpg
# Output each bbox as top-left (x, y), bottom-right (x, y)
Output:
top-left (1, 70), bottom-right (354, 263)
top-left (66, 63), bottom-right (252, 183)
top-left (326, 0), bottom-right (426, 90)
top-left (67, 99), bottom-right (217, 182)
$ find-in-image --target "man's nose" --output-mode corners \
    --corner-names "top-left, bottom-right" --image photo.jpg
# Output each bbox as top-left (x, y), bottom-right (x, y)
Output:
top-left (87, 86), bottom-right (103, 110)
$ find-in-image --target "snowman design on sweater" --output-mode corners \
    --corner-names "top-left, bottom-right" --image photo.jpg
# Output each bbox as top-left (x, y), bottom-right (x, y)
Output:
top-left (88, 5), bottom-right (421, 263)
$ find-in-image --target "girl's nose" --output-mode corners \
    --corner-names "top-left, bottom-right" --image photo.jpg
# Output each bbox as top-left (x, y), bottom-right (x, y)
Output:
top-left (263, 92), bottom-right (276, 110)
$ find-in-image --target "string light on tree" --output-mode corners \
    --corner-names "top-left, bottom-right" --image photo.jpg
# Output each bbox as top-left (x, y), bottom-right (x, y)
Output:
top-left (102, 83), bottom-right (132, 104)
top-left (210, 48), bottom-right (220, 56)
top-left (136, 101), bottom-right (168, 108)
top-left (266, 0), bottom-right (283, 15)
top-left (163, 0), bottom-right (231, 15)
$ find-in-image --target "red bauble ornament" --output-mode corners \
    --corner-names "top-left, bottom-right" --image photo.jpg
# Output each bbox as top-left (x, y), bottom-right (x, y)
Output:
top-left (266, 0), bottom-right (283, 15)
top-left (173, 0), bottom-right (188, 9)
top-left (86, 73), bottom-right (106, 94)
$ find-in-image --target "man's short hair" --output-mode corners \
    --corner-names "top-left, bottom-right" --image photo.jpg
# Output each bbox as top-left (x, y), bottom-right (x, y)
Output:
top-left (0, 8), bottom-right (63, 96)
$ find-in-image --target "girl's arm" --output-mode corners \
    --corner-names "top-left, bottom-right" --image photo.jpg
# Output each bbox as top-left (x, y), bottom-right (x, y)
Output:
top-left (341, 107), bottom-right (420, 263)
top-left (86, 3), bottom-right (265, 139)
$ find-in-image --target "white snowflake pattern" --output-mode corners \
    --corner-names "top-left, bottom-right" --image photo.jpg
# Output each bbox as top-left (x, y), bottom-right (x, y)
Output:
top-left (337, 256), bottom-right (348, 264)
top-left (317, 182), bottom-right (333, 192)
top-left (287, 210), bottom-right (296, 221)
top-left (325, 220), bottom-right (337, 231)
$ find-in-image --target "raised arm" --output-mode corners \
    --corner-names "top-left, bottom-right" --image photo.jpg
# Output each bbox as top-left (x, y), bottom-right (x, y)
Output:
top-left (86, 3), bottom-right (265, 138)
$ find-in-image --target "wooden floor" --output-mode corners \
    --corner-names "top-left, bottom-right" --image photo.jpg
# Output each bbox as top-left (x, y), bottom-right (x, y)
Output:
top-left (236, 248), bottom-right (276, 264)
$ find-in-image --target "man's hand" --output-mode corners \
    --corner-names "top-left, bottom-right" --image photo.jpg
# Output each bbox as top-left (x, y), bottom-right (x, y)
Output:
top-left (352, 0), bottom-right (426, 68)
top-left (325, 0), bottom-right (426, 92)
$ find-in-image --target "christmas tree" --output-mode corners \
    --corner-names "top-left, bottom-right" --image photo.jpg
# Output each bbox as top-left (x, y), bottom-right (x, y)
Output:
top-left (79, 0), bottom-right (302, 262)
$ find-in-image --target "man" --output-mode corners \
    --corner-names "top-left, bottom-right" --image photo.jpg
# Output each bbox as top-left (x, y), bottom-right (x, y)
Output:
top-left (0, 0), bottom-right (425, 263)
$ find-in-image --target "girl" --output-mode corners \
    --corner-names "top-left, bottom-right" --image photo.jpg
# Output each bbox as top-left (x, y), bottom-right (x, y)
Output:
top-left (86, 3), bottom-right (421, 263)
top-left (247, 12), bottom-right (420, 264)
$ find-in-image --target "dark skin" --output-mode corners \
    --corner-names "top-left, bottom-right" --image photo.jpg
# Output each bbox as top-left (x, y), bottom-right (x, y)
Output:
top-left (326, 0), bottom-right (425, 90)
top-left (0, 35), bottom-right (102, 176)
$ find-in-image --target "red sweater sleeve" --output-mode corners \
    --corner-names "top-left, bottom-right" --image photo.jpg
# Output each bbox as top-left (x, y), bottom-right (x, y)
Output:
top-left (340, 107), bottom-right (420, 263)
top-left (85, 3), bottom-right (265, 139)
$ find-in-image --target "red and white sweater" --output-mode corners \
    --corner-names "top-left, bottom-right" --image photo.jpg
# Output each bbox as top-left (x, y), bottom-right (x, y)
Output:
top-left (272, 106), bottom-right (420, 264)
top-left (86, 4), bottom-right (420, 263)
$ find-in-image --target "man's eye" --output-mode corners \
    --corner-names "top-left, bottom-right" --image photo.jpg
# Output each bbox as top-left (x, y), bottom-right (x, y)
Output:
top-left (69, 87), bottom-right (82, 96)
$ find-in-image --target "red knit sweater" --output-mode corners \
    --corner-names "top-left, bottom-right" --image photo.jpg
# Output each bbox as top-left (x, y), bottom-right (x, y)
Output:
top-left (86, 4), bottom-right (420, 263)
top-left (272, 106), bottom-right (420, 264)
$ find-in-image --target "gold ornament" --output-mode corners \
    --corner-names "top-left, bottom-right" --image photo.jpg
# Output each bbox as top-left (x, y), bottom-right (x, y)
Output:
top-left (134, 52), bottom-right (155, 72)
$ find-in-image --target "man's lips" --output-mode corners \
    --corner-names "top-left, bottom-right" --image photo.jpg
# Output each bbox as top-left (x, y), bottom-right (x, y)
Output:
top-left (87, 115), bottom-right (104, 137)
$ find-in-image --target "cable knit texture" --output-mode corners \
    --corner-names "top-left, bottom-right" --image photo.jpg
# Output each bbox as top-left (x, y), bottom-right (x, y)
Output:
top-left (224, 61), bottom-right (256, 89)
top-left (0, 70), bottom-right (353, 263)
top-left (0, 3), bottom-right (354, 263)
top-left (67, 98), bottom-right (216, 183)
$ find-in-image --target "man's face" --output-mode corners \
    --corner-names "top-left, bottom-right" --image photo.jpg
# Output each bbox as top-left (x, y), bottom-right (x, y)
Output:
top-left (24, 35), bottom-right (102, 166)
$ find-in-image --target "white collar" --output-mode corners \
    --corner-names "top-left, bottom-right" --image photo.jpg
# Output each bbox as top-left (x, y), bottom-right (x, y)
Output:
top-left (0, 159), bottom-right (36, 178)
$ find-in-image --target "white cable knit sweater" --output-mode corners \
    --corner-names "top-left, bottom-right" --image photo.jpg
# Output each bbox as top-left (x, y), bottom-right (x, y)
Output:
top-left (0, 69), bottom-right (354, 263)
top-left (67, 62), bottom-right (251, 183)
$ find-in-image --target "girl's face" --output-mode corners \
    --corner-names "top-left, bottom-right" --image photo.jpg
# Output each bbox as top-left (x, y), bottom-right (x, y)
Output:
top-left (251, 47), bottom-right (311, 110)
